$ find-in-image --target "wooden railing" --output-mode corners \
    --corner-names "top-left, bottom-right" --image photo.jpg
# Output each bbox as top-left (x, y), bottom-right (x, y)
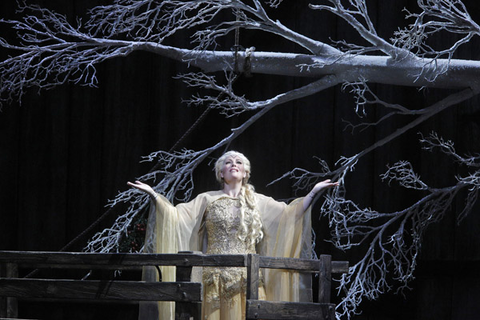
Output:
top-left (0, 250), bottom-right (348, 320)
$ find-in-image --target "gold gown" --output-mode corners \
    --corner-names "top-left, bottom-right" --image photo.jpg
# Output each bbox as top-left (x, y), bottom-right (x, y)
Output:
top-left (138, 191), bottom-right (313, 320)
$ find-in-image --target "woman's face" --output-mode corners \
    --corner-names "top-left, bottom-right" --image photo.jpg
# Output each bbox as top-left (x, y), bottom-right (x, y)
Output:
top-left (221, 155), bottom-right (246, 184)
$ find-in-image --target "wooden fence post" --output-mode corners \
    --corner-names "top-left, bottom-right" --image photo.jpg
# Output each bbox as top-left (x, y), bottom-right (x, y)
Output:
top-left (0, 262), bottom-right (5, 318)
top-left (246, 254), bottom-right (259, 301)
top-left (318, 255), bottom-right (332, 304)
top-left (0, 262), bottom-right (19, 318)
top-left (176, 251), bottom-right (202, 320)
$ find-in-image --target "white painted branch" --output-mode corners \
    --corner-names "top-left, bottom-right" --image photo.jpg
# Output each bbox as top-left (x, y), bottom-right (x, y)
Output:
top-left (139, 43), bottom-right (480, 89)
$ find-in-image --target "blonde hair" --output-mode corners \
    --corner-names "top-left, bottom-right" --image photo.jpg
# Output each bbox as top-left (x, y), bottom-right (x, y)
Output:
top-left (215, 151), bottom-right (263, 245)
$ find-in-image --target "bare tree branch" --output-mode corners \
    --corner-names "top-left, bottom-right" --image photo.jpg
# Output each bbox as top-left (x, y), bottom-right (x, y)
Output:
top-left (2, 1), bottom-right (480, 105)
top-left (272, 85), bottom-right (479, 319)
top-left (327, 130), bottom-right (480, 318)
top-left (393, 0), bottom-right (480, 60)
top-left (327, 179), bottom-right (463, 318)
top-left (310, 0), bottom-right (415, 60)
top-left (83, 0), bottom-right (340, 55)
top-left (420, 131), bottom-right (480, 168)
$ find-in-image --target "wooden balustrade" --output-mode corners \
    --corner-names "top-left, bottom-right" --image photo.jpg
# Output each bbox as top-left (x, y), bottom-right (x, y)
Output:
top-left (0, 251), bottom-right (348, 320)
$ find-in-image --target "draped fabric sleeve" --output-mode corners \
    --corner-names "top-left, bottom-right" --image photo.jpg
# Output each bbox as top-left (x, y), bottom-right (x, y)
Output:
top-left (139, 191), bottom-right (223, 320)
top-left (256, 194), bottom-right (313, 302)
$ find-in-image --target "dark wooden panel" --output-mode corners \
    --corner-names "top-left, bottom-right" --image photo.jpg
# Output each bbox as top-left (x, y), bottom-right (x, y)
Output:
top-left (246, 300), bottom-right (335, 320)
top-left (0, 251), bottom-right (247, 269)
top-left (259, 256), bottom-right (348, 273)
top-left (0, 278), bottom-right (201, 302)
top-left (0, 251), bottom-right (348, 273)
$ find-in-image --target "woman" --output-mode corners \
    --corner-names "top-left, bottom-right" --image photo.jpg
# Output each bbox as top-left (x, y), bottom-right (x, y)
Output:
top-left (128, 151), bottom-right (338, 320)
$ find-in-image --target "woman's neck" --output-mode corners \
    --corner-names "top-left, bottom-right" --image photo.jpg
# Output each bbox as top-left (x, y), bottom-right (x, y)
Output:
top-left (222, 182), bottom-right (243, 198)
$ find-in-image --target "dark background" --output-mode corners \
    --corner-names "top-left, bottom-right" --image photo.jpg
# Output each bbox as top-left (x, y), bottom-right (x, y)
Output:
top-left (1, 0), bottom-right (479, 319)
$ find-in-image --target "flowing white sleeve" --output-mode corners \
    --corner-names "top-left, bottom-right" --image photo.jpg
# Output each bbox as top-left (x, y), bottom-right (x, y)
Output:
top-left (256, 194), bottom-right (313, 302)
top-left (139, 192), bottom-right (213, 320)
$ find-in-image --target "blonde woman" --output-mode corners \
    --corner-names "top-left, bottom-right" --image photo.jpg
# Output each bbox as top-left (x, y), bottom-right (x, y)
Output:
top-left (128, 151), bottom-right (338, 320)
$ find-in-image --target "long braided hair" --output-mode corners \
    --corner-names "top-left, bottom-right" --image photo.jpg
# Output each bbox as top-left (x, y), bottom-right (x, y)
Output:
top-left (215, 151), bottom-right (264, 246)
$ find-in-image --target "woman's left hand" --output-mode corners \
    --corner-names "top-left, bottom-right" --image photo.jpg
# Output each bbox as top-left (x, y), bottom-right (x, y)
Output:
top-left (311, 179), bottom-right (339, 194)
top-left (302, 179), bottom-right (339, 212)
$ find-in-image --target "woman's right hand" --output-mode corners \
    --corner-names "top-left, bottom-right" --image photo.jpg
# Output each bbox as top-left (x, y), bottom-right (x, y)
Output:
top-left (127, 180), bottom-right (156, 198)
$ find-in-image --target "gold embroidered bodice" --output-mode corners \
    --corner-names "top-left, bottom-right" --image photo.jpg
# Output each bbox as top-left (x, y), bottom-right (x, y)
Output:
top-left (205, 197), bottom-right (256, 255)
top-left (202, 197), bottom-right (259, 306)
